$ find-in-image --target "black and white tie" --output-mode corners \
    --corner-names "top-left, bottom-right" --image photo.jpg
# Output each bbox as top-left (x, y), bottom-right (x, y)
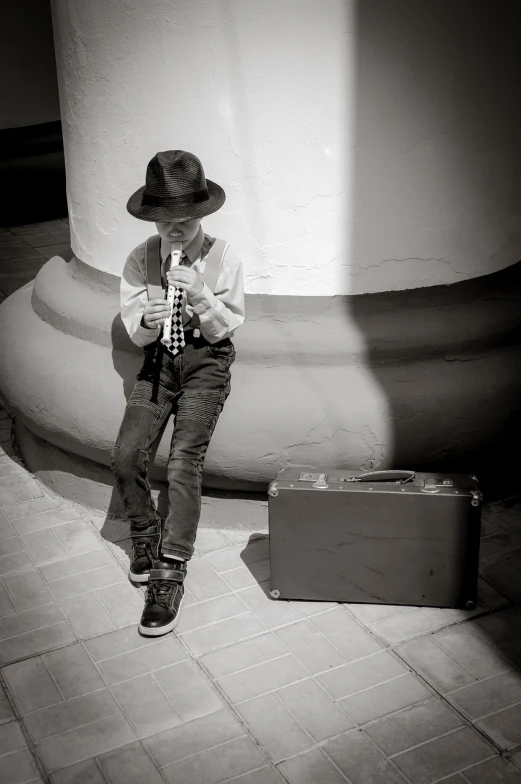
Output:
top-left (161, 242), bottom-right (185, 356)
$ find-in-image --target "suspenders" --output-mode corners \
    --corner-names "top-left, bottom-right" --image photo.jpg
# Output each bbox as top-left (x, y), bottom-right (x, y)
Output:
top-left (144, 234), bottom-right (228, 335)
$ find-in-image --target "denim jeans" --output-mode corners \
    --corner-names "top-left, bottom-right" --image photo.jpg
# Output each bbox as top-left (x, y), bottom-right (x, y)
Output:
top-left (111, 331), bottom-right (235, 561)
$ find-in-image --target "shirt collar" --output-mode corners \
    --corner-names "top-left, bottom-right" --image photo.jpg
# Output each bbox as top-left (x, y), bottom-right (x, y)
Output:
top-left (160, 225), bottom-right (205, 265)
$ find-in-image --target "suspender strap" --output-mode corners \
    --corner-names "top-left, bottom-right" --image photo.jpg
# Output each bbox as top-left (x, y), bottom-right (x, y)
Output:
top-left (144, 234), bottom-right (228, 300)
top-left (145, 234), bottom-right (163, 300)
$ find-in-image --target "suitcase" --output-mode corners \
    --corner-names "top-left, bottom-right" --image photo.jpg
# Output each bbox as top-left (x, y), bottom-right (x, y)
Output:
top-left (268, 468), bottom-right (482, 609)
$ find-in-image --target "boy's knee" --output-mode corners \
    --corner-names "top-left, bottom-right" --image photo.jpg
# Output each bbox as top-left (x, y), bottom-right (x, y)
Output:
top-left (111, 444), bottom-right (147, 478)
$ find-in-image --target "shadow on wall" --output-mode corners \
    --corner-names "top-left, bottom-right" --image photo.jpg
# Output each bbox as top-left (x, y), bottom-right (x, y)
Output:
top-left (347, 0), bottom-right (521, 499)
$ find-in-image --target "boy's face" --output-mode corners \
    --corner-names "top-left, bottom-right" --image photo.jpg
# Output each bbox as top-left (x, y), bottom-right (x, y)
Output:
top-left (155, 218), bottom-right (201, 247)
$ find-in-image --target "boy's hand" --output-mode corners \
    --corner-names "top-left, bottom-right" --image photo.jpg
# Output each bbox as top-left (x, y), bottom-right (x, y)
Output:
top-left (142, 298), bottom-right (170, 329)
top-left (167, 267), bottom-right (204, 298)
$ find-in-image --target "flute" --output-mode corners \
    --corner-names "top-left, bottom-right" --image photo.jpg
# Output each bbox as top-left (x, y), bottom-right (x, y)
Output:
top-left (161, 241), bottom-right (182, 347)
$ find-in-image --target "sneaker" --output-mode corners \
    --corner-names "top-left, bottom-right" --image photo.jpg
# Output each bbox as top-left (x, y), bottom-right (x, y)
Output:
top-left (138, 558), bottom-right (186, 636)
top-left (129, 519), bottom-right (161, 583)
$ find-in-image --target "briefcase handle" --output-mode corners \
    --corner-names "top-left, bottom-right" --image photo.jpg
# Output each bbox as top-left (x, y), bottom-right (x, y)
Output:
top-left (354, 470), bottom-right (415, 484)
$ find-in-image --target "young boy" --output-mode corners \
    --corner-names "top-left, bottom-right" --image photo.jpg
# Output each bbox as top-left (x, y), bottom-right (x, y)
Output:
top-left (111, 150), bottom-right (245, 636)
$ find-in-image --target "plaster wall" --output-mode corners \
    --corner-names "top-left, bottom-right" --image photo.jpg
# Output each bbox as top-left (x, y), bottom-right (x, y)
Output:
top-left (0, 0), bottom-right (60, 129)
top-left (51, 0), bottom-right (520, 294)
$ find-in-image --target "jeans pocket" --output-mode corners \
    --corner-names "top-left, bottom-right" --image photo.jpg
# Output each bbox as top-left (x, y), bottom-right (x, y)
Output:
top-left (206, 340), bottom-right (235, 360)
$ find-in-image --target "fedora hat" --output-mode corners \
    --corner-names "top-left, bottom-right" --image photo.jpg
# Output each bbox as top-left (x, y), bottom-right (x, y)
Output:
top-left (127, 150), bottom-right (226, 221)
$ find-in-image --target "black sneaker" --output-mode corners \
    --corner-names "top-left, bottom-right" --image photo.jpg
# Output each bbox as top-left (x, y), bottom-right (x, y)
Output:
top-left (138, 558), bottom-right (186, 636)
top-left (129, 519), bottom-right (161, 583)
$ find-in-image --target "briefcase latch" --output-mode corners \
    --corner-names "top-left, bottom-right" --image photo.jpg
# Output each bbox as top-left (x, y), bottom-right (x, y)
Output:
top-left (312, 473), bottom-right (329, 489)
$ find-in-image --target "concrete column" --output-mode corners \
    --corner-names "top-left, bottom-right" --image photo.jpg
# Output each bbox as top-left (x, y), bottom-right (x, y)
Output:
top-left (0, 0), bottom-right (520, 509)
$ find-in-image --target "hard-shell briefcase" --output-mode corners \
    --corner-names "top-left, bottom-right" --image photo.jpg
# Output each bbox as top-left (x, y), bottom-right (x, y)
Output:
top-left (268, 469), bottom-right (482, 609)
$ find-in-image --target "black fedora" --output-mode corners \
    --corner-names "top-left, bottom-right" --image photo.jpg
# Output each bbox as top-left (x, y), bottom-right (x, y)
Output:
top-left (127, 150), bottom-right (226, 222)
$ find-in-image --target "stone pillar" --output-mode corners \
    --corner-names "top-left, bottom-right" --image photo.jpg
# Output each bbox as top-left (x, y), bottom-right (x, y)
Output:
top-left (0, 0), bottom-right (520, 509)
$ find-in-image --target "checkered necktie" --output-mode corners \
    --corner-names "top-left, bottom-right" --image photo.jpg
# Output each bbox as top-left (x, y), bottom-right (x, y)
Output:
top-left (161, 242), bottom-right (185, 356)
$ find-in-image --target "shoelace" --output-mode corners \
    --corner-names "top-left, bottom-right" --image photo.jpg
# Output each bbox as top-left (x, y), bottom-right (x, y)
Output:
top-left (146, 579), bottom-right (178, 607)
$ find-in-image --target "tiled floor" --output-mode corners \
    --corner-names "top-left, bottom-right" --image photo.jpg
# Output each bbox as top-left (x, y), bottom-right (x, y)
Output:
top-left (1, 223), bottom-right (521, 783)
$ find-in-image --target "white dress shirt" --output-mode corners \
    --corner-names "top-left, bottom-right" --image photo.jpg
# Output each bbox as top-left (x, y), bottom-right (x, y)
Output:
top-left (120, 231), bottom-right (245, 347)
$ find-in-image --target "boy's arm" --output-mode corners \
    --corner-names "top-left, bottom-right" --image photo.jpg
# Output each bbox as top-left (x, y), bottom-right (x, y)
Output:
top-left (190, 255), bottom-right (245, 344)
top-left (120, 248), bottom-right (162, 346)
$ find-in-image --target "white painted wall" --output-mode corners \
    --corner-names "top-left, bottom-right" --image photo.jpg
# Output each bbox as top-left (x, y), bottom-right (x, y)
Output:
top-left (51, 0), bottom-right (521, 294)
top-left (0, 0), bottom-right (60, 129)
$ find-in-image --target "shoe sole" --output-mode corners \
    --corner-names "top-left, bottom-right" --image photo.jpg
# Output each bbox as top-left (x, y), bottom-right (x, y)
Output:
top-left (138, 593), bottom-right (185, 637)
top-left (129, 571), bottom-right (150, 584)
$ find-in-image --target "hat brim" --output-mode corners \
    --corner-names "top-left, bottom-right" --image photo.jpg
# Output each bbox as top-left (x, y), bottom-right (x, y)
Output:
top-left (126, 179), bottom-right (226, 222)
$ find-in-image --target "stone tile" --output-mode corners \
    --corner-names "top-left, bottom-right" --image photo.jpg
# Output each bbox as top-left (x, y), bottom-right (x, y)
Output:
top-left (348, 603), bottom-right (414, 625)
top-left (310, 608), bottom-right (383, 661)
top-left (277, 678), bottom-right (354, 741)
top-left (0, 747), bottom-right (41, 784)
top-left (0, 461), bottom-right (25, 480)
top-left (316, 651), bottom-right (407, 700)
top-left (112, 674), bottom-right (182, 739)
top-left (217, 653), bottom-right (308, 704)
top-left (43, 643), bottom-right (105, 699)
top-left (366, 698), bottom-right (464, 757)
top-left (369, 607), bottom-right (454, 644)
top-left (275, 618), bottom-right (346, 674)
top-left (0, 477), bottom-right (32, 505)
top-left (184, 559), bottom-right (232, 601)
top-left (59, 591), bottom-right (117, 639)
top-left (433, 625), bottom-right (510, 679)
top-left (392, 727), bottom-right (493, 783)
top-left (0, 512), bottom-right (15, 538)
top-left (395, 635), bottom-right (477, 693)
top-left (493, 635), bottom-right (521, 670)
top-left (0, 603), bottom-right (64, 641)
top-left (98, 741), bottom-right (164, 784)
top-left (153, 659), bottom-right (225, 721)
top-left (49, 564), bottom-right (125, 600)
top-left (237, 583), bottom-right (303, 629)
top-left (40, 550), bottom-right (113, 582)
top-left (95, 635), bottom-right (186, 685)
top-left (21, 528), bottom-right (69, 565)
top-left (340, 672), bottom-right (432, 725)
top-left (0, 620), bottom-right (76, 665)
top-left (37, 713), bottom-right (136, 772)
top-left (19, 476), bottom-right (45, 500)
top-left (324, 730), bottom-right (408, 784)
top-left (0, 583), bottom-right (15, 617)
top-left (143, 709), bottom-right (244, 767)
top-left (161, 735), bottom-right (266, 784)
top-left (278, 747), bottom-right (348, 784)
top-left (0, 720), bottom-right (27, 754)
top-left (480, 532), bottom-right (521, 563)
top-left (237, 693), bottom-right (313, 762)
top-left (2, 497), bottom-right (62, 521)
top-left (229, 768), bottom-right (283, 784)
top-left (205, 538), bottom-right (269, 572)
top-left (24, 689), bottom-right (120, 742)
top-left (0, 551), bottom-right (32, 577)
top-left (194, 529), bottom-right (231, 555)
top-left (449, 670), bottom-right (521, 719)
top-left (176, 593), bottom-right (249, 633)
top-left (10, 508), bottom-right (81, 535)
top-left (2, 569), bottom-right (54, 611)
top-left (51, 758), bottom-right (106, 784)
top-left (95, 582), bottom-right (144, 629)
top-left (85, 625), bottom-right (162, 661)
top-left (222, 561), bottom-right (270, 591)
top-left (287, 599), bottom-right (338, 617)
top-left (477, 704), bottom-right (521, 750)
top-left (464, 755), bottom-right (521, 783)
top-left (200, 632), bottom-right (288, 679)
top-left (0, 682), bottom-right (15, 723)
top-left (481, 561), bottom-right (521, 603)
top-left (34, 243), bottom-right (72, 260)
top-left (180, 611), bottom-right (267, 657)
top-left (466, 606), bottom-right (521, 645)
top-left (53, 520), bottom-right (103, 556)
top-left (3, 657), bottom-right (62, 714)
top-left (0, 535), bottom-right (23, 558)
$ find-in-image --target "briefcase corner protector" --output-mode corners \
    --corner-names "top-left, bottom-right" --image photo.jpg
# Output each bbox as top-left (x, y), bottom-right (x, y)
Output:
top-left (268, 481), bottom-right (279, 497)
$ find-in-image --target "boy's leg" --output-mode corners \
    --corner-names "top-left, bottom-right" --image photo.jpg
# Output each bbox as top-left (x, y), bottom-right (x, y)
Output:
top-left (139, 339), bottom-right (234, 635)
top-left (111, 375), bottom-right (176, 582)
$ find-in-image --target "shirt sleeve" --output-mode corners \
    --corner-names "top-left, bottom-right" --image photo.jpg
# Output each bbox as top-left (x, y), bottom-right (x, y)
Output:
top-left (120, 247), bottom-right (161, 347)
top-left (189, 253), bottom-right (246, 343)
